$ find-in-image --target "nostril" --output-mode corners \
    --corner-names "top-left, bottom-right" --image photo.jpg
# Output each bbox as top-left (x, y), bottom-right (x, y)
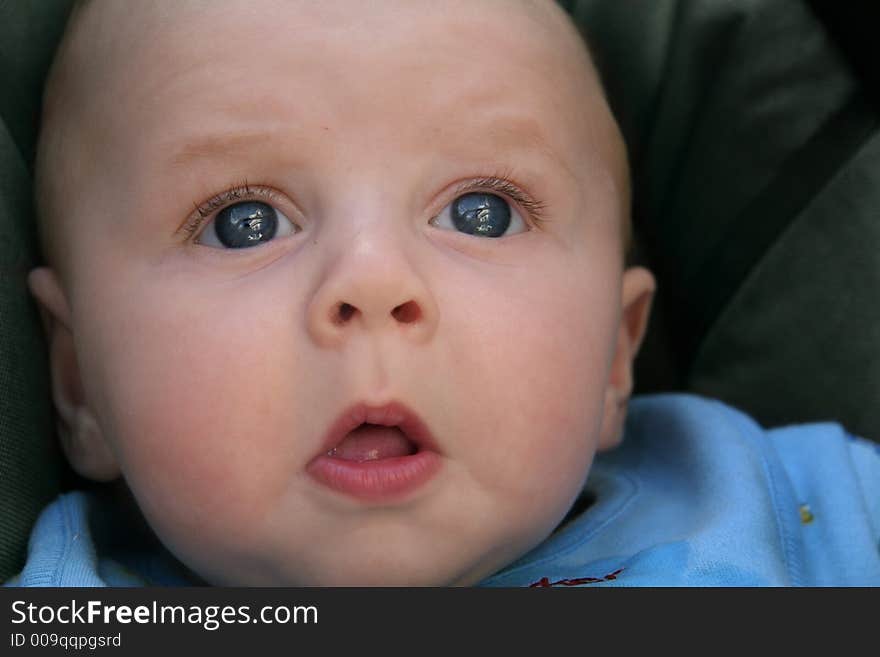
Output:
top-left (335, 302), bottom-right (357, 324)
top-left (392, 300), bottom-right (421, 324)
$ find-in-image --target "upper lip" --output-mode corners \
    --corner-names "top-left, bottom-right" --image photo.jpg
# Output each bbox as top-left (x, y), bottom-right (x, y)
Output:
top-left (316, 401), bottom-right (440, 458)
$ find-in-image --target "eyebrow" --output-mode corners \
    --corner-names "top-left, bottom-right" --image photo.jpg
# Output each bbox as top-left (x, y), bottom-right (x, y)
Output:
top-left (168, 131), bottom-right (278, 168)
top-left (477, 113), bottom-right (579, 183)
top-left (165, 115), bottom-right (580, 187)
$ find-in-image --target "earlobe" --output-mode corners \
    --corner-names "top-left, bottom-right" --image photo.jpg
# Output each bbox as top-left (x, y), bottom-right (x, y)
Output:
top-left (62, 408), bottom-right (121, 482)
top-left (27, 267), bottom-right (120, 482)
top-left (598, 267), bottom-right (656, 450)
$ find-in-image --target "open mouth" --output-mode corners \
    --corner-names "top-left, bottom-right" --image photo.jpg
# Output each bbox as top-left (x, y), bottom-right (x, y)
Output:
top-left (326, 424), bottom-right (419, 462)
top-left (307, 401), bottom-right (442, 502)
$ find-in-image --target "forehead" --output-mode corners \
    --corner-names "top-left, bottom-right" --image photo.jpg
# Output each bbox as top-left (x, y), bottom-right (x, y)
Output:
top-left (74, 0), bottom-right (593, 91)
top-left (57, 0), bottom-right (622, 198)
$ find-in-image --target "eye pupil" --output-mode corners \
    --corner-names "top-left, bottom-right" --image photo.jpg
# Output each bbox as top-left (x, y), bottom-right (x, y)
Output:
top-left (215, 201), bottom-right (278, 248)
top-left (451, 193), bottom-right (511, 238)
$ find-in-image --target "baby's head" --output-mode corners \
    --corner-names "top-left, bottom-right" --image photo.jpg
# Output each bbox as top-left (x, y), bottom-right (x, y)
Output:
top-left (28, 0), bottom-right (654, 585)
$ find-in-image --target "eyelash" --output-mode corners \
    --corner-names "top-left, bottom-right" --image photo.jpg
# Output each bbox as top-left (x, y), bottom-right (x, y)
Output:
top-left (448, 174), bottom-right (548, 226)
top-left (183, 182), bottom-right (281, 240)
top-left (183, 174), bottom-right (548, 240)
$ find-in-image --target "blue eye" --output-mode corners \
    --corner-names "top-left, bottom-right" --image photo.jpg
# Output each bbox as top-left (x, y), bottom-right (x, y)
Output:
top-left (198, 200), bottom-right (296, 249)
top-left (431, 192), bottom-right (526, 238)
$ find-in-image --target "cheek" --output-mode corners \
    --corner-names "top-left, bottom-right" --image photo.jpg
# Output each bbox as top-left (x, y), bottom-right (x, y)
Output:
top-left (439, 248), bottom-right (619, 507)
top-left (73, 270), bottom-right (309, 537)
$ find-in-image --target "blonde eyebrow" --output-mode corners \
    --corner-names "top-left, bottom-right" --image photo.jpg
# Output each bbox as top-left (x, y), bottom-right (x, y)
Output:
top-left (168, 131), bottom-right (277, 168)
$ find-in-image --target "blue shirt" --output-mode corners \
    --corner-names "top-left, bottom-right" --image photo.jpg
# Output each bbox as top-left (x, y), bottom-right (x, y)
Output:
top-left (7, 394), bottom-right (880, 587)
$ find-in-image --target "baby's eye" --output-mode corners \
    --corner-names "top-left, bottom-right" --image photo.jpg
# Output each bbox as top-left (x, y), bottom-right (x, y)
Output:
top-left (197, 200), bottom-right (297, 249)
top-left (430, 192), bottom-right (526, 238)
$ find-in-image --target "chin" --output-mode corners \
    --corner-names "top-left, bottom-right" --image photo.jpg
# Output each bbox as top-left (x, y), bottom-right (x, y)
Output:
top-left (287, 564), bottom-right (464, 587)
top-left (191, 556), bottom-right (457, 587)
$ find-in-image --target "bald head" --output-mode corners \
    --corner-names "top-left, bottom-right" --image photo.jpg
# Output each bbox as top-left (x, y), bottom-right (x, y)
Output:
top-left (34, 0), bottom-right (629, 281)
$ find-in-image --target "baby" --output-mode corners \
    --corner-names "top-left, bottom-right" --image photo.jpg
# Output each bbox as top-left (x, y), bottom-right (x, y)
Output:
top-left (9, 0), bottom-right (880, 586)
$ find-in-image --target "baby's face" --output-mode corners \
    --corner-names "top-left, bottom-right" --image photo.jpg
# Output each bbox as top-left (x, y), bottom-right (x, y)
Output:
top-left (35, 0), bottom-right (649, 585)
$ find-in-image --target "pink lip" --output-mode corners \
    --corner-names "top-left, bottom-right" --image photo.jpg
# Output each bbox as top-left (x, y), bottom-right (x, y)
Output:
top-left (306, 401), bottom-right (442, 502)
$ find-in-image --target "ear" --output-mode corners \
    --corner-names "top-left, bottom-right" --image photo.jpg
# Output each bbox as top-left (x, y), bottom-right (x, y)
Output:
top-left (597, 266), bottom-right (656, 451)
top-left (27, 267), bottom-right (120, 481)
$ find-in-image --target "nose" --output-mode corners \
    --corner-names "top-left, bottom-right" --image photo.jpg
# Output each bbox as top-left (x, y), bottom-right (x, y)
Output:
top-left (306, 232), bottom-right (439, 348)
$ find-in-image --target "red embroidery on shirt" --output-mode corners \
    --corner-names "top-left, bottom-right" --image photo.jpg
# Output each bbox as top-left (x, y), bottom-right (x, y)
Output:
top-left (529, 568), bottom-right (624, 587)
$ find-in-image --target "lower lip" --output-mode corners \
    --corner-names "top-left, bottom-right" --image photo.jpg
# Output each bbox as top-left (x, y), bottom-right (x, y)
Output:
top-left (307, 450), bottom-right (442, 503)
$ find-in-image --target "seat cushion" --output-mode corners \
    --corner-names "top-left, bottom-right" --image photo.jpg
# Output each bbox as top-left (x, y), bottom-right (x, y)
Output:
top-left (571, 0), bottom-right (880, 440)
top-left (0, 0), bottom-right (73, 583)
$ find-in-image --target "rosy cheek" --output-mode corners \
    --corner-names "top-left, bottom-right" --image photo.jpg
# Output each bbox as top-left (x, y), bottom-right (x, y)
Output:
top-left (78, 282), bottom-right (301, 522)
top-left (438, 257), bottom-right (613, 497)
top-left (509, 338), bottom-right (604, 498)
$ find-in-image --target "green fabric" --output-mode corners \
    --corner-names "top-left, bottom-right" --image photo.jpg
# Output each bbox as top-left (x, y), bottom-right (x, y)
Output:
top-left (692, 131), bottom-right (880, 437)
top-left (1, 0), bottom-right (878, 583)
top-left (0, 0), bottom-right (73, 584)
top-left (573, 0), bottom-right (879, 439)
